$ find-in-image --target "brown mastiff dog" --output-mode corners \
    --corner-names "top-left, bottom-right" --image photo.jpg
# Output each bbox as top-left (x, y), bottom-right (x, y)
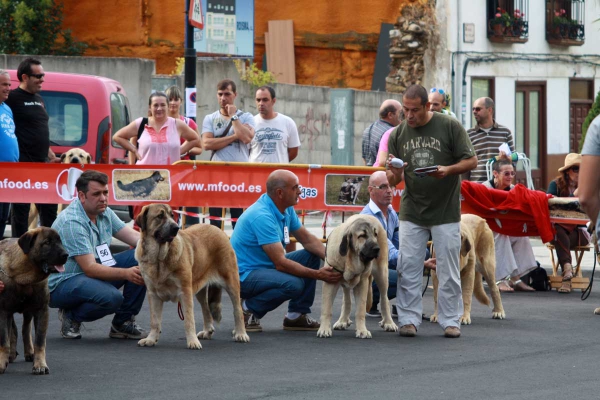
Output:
top-left (317, 214), bottom-right (398, 339)
top-left (430, 214), bottom-right (506, 325)
top-left (135, 204), bottom-right (249, 349)
top-left (0, 228), bottom-right (68, 374)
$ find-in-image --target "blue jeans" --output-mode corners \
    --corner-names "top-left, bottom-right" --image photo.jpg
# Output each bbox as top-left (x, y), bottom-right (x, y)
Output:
top-left (49, 249), bottom-right (146, 325)
top-left (240, 250), bottom-right (321, 319)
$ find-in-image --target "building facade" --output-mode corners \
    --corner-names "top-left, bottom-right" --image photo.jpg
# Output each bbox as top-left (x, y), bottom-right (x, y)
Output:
top-left (427, 0), bottom-right (600, 189)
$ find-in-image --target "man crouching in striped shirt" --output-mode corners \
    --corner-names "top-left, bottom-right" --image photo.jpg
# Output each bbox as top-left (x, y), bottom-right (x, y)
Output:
top-left (467, 97), bottom-right (514, 182)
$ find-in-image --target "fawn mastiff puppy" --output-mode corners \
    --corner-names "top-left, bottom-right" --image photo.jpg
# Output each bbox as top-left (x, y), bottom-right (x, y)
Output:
top-left (0, 228), bottom-right (68, 375)
top-left (431, 214), bottom-right (506, 325)
top-left (135, 204), bottom-right (249, 349)
top-left (317, 214), bottom-right (398, 339)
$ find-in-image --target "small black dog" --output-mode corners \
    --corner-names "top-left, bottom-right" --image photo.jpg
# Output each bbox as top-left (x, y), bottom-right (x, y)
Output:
top-left (117, 171), bottom-right (165, 197)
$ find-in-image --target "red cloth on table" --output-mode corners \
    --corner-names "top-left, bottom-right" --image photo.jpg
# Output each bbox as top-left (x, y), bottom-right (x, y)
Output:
top-left (460, 180), bottom-right (555, 243)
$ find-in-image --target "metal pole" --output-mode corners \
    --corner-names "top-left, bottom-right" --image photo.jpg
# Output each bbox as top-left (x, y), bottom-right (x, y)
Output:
top-left (184, 0), bottom-right (196, 121)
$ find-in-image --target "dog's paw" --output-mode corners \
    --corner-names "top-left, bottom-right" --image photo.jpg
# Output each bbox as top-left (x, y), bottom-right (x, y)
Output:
top-left (197, 330), bottom-right (213, 340)
top-left (317, 327), bottom-right (333, 338)
top-left (333, 319), bottom-right (352, 330)
top-left (355, 329), bottom-right (372, 339)
top-left (187, 338), bottom-right (202, 350)
top-left (24, 354), bottom-right (33, 362)
top-left (429, 314), bottom-right (439, 323)
top-left (380, 321), bottom-right (398, 332)
top-left (232, 331), bottom-right (250, 343)
top-left (460, 315), bottom-right (472, 325)
top-left (9, 353), bottom-right (18, 363)
top-left (0, 361), bottom-right (7, 374)
top-left (137, 338), bottom-right (158, 347)
top-left (32, 363), bottom-right (49, 375)
top-left (492, 311), bottom-right (506, 320)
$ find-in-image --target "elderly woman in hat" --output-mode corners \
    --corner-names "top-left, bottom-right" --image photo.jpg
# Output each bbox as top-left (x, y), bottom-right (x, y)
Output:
top-left (547, 153), bottom-right (589, 293)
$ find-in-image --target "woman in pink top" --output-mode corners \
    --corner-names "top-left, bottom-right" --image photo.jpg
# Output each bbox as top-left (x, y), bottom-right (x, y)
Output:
top-left (113, 91), bottom-right (200, 165)
top-left (374, 127), bottom-right (396, 167)
top-left (165, 85), bottom-right (202, 160)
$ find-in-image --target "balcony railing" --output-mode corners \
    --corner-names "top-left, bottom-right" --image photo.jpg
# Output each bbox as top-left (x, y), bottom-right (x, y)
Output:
top-left (546, 0), bottom-right (585, 45)
top-left (487, 0), bottom-right (529, 43)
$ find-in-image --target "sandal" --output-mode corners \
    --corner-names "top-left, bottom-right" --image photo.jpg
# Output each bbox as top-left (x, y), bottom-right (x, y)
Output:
top-left (558, 280), bottom-right (571, 294)
top-left (562, 263), bottom-right (573, 281)
top-left (509, 279), bottom-right (535, 292)
top-left (497, 279), bottom-right (514, 292)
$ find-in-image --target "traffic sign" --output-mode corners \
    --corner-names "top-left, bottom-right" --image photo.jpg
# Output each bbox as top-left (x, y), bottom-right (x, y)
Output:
top-left (189, 0), bottom-right (204, 30)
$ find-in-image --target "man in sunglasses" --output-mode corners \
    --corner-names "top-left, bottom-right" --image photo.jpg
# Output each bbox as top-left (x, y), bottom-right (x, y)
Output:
top-left (6, 57), bottom-right (59, 238)
top-left (467, 97), bottom-right (514, 182)
top-left (428, 88), bottom-right (457, 119)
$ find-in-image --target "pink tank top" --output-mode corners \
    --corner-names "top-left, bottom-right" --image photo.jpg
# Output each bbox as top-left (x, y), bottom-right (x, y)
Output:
top-left (136, 117), bottom-right (180, 165)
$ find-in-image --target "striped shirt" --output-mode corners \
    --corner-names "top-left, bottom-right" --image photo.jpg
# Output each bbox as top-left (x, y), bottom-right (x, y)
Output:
top-left (48, 199), bottom-right (126, 291)
top-left (467, 120), bottom-right (514, 182)
top-left (361, 119), bottom-right (394, 166)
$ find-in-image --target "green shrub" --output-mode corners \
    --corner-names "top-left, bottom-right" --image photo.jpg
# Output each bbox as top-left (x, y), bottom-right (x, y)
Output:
top-left (580, 90), bottom-right (600, 152)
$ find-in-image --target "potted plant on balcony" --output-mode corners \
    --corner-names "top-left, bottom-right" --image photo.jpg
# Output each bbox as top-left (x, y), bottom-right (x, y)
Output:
top-left (568, 18), bottom-right (582, 40)
top-left (510, 9), bottom-right (526, 37)
top-left (552, 9), bottom-right (569, 38)
top-left (489, 8), bottom-right (512, 36)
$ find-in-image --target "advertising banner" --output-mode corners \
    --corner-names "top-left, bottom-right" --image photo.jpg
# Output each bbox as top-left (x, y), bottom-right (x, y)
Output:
top-left (0, 161), bottom-right (400, 211)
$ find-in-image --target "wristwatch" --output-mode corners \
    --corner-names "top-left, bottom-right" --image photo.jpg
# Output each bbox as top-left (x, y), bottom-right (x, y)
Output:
top-left (231, 115), bottom-right (239, 121)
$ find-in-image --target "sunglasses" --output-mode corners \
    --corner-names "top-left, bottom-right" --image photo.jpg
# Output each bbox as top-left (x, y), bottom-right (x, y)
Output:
top-left (472, 107), bottom-right (484, 112)
top-left (370, 184), bottom-right (392, 191)
top-left (501, 171), bottom-right (516, 177)
top-left (430, 88), bottom-right (445, 95)
top-left (570, 166), bottom-right (580, 172)
top-left (28, 73), bottom-right (45, 79)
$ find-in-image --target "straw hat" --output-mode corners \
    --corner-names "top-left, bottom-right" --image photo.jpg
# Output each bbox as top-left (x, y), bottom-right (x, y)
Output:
top-left (558, 153), bottom-right (582, 172)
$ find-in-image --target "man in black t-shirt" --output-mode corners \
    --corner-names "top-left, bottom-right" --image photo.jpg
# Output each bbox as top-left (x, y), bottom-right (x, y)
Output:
top-left (5, 57), bottom-right (58, 237)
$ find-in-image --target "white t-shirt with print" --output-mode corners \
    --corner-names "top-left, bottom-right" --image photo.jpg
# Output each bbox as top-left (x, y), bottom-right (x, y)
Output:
top-left (250, 113), bottom-right (300, 163)
top-left (201, 110), bottom-right (255, 162)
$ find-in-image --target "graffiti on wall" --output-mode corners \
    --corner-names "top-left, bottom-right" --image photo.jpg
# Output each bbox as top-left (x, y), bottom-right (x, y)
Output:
top-left (299, 107), bottom-right (330, 151)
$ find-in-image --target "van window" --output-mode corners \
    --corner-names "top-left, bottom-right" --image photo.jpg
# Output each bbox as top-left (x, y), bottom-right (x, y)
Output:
top-left (111, 93), bottom-right (130, 148)
top-left (41, 92), bottom-right (89, 146)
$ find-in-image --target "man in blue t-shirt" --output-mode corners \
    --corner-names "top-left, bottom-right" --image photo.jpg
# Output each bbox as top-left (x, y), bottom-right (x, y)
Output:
top-left (231, 170), bottom-right (342, 332)
top-left (0, 70), bottom-right (19, 239)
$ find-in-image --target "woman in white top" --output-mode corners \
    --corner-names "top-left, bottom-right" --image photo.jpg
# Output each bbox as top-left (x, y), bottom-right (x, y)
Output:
top-left (482, 156), bottom-right (536, 292)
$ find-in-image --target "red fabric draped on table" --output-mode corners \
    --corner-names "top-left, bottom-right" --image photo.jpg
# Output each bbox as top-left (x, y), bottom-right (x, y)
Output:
top-left (460, 180), bottom-right (555, 243)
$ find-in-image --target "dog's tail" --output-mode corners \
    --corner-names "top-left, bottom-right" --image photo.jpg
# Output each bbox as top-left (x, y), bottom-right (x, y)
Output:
top-left (473, 271), bottom-right (491, 306)
top-left (208, 285), bottom-right (223, 323)
top-left (365, 274), bottom-right (374, 313)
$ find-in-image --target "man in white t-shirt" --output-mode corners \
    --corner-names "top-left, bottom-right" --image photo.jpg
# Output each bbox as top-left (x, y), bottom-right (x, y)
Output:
top-left (250, 86), bottom-right (300, 163)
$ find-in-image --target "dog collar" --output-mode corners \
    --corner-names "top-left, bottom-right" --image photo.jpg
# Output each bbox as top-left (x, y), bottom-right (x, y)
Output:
top-left (324, 237), bottom-right (345, 274)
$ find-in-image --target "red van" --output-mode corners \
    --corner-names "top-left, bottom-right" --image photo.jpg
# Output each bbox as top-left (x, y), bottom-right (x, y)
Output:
top-left (7, 70), bottom-right (131, 164)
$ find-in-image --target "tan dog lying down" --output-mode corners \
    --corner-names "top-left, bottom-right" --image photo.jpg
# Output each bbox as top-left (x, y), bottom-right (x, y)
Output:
top-left (317, 214), bottom-right (398, 339)
top-left (135, 204), bottom-right (249, 349)
top-left (431, 214), bottom-right (505, 325)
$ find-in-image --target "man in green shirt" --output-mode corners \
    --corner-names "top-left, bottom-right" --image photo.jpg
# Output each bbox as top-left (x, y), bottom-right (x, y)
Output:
top-left (386, 84), bottom-right (477, 339)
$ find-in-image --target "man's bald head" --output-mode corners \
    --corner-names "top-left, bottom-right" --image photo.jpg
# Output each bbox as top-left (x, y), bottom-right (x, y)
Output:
top-left (428, 91), bottom-right (446, 112)
top-left (369, 170), bottom-right (388, 186)
top-left (379, 99), bottom-right (402, 126)
top-left (267, 169), bottom-right (297, 197)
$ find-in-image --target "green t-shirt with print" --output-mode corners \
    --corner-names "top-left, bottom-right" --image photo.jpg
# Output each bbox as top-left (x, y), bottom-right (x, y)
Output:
top-left (388, 112), bottom-right (475, 226)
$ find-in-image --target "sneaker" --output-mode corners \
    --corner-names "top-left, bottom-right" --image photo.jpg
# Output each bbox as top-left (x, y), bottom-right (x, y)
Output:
top-left (109, 317), bottom-right (147, 339)
top-left (366, 308), bottom-right (381, 318)
top-left (444, 326), bottom-right (461, 338)
top-left (283, 314), bottom-right (320, 331)
top-left (58, 309), bottom-right (82, 339)
top-left (243, 310), bottom-right (263, 332)
top-left (399, 324), bottom-right (417, 337)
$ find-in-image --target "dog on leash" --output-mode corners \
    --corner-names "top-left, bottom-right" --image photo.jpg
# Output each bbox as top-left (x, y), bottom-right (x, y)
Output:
top-left (28, 148), bottom-right (92, 229)
top-left (0, 228), bottom-right (68, 374)
top-left (117, 171), bottom-right (165, 198)
top-left (430, 214), bottom-right (506, 325)
top-left (134, 204), bottom-right (249, 349)
top-left (317, 214), bottom-right (398, 339)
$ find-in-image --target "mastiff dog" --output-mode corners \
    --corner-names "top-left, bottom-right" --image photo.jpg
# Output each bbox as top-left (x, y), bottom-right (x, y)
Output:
top-left (317, 214), bottom-right (398, 339)
top-left (0, 227), bottom-right (68, 375)
top-left (135, 204), bottom-right (249, 350)
top-left (430, 214), bottom-right (506, 325)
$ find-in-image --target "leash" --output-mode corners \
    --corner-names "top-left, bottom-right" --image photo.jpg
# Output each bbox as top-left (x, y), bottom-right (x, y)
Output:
top-left (177, 302), bottom-right (185, 320)
top-left (581, 247), bottom-right (597, 301)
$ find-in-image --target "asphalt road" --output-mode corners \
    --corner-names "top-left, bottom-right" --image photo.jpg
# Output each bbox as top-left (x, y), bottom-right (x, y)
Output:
top-left (3, 273), bottom-right (600, 400)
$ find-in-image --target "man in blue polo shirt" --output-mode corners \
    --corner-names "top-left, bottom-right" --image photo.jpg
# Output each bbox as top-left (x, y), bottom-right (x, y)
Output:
top-left (360, 171), bottom-right (436, 317)
top-left (49, 170), bottom-right (147, 340)
top-left (231, 169), bottom-right (342, 332)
